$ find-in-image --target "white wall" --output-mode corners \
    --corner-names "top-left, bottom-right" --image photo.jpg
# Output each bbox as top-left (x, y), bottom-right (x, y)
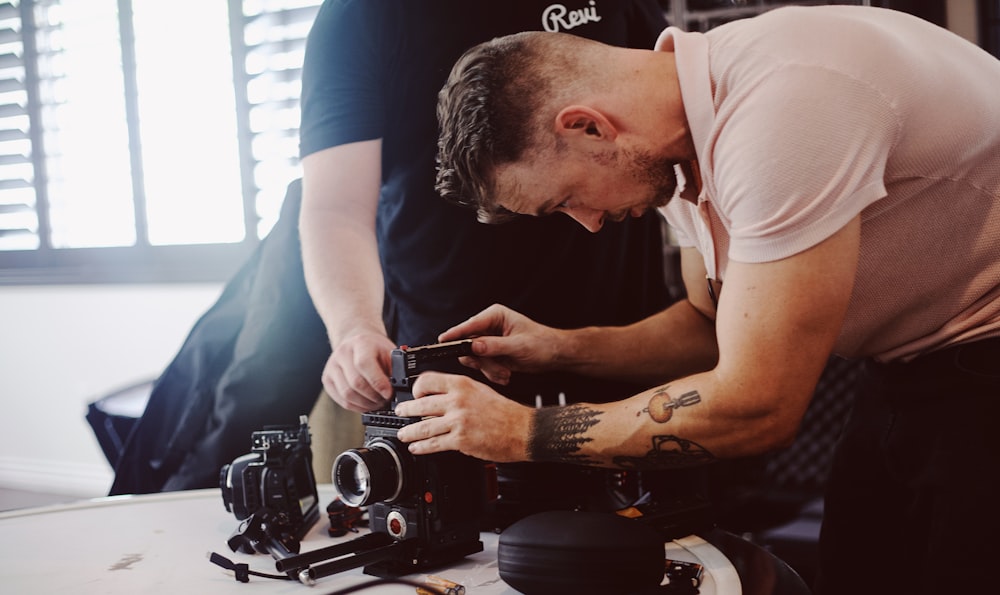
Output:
top-left (0, 284), bottom-right (223, 497)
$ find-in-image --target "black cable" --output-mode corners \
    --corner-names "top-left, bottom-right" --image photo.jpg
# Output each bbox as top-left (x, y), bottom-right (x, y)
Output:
top-left (207, 551), bottom-right (292, 582)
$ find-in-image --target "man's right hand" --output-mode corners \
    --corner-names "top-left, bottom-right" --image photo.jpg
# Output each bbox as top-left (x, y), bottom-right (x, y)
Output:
top-left (323, 330), bottom-right (397, 411)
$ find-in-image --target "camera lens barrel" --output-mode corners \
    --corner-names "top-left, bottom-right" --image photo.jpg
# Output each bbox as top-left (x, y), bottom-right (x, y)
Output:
top-left (332, 439), bottom-right (405, 507)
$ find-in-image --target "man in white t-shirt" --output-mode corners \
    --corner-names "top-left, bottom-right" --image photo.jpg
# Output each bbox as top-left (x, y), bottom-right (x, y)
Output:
top-left (423, 6), bottom-right (1000, 592)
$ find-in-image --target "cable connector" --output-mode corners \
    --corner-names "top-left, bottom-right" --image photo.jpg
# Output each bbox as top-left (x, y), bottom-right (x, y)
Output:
top-left (207, 551), bottom-right (290, 583)
top-left (208, 551), bottom-right (250, 583)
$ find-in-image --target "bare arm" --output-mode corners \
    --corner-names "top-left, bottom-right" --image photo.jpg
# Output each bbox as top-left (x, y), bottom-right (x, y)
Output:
top-left (300, 140), bottom-right (396, 411)
top-left (530, 216), bottom-right (861, 465)
top-left (439, 247), bottom-right (719, 387)
top-left (557, 247), bottom-right (720, 384)
top-left (400, 217), bottom-right (860, 465)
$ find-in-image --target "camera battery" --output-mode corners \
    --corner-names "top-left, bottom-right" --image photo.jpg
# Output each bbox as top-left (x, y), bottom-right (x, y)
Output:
top-left (416, 574), bottom-right (465, 595)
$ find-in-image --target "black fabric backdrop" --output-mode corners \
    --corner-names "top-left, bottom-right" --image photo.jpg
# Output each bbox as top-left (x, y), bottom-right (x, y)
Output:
top-left (110, 179), bottom-right (329, 494)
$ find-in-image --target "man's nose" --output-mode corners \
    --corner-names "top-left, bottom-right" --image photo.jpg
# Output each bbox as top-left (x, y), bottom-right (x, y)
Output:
top-left (563, 206), bottom-right (605, 233)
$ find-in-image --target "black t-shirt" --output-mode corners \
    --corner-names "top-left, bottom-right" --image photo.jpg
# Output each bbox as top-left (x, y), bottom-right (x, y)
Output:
top-left (300, 0), bottom-right (672, 403)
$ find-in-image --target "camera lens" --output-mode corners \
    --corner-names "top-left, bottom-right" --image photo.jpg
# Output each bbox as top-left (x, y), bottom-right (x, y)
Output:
top-left (332, 439), bottom-right (406, 507)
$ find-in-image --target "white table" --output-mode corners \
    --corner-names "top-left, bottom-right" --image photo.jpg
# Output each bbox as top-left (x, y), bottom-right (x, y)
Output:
top-left (0, 485), bottom-right (775, 594)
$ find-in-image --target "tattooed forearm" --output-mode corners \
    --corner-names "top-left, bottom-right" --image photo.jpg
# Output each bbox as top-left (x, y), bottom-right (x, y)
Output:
top-left (640, 386), bottom-right (702, 423)
top-left (612, 435), bottom-right (716, 470)
top-left (528, 404), bottom-right (602, 465)
top-left (618, 386), bottom-right (712, 469)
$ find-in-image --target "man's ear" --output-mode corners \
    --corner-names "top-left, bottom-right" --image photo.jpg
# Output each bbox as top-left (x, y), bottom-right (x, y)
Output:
top-left (555, 105), bottom-right (617, 142)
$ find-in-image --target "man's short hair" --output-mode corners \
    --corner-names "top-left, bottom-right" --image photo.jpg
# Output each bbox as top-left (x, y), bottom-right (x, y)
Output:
top-left (435, 31), bottom-right (593, 223)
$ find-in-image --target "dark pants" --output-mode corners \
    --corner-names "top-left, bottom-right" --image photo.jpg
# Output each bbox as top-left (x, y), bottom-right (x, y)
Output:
top-left (816, 337), bottom-right (1000, 594)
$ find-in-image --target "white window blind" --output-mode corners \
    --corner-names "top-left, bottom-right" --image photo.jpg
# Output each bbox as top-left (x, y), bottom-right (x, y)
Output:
top-left (0, 0), bottom-right (322, 282)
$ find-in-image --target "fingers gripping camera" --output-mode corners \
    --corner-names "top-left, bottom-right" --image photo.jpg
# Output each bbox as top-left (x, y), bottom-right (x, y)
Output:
top-left (332, 340), bottom-right (497, 576)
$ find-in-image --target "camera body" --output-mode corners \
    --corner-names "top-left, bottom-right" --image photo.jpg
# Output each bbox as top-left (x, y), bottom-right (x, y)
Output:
top-left (220, 415), bottom-right (319, 556)
top-left (332, 340), bottom-right (494, 576)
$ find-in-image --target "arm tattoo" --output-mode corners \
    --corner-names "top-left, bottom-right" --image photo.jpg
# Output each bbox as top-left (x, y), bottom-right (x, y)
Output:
top-left (622, 386), bottom-right (712, 469)
top-left (640, 386), bottom-right (702, 423)
top-left (528, 404), bottom-right (602, 465)
top-left (612, 435), bottom-right (716, 470)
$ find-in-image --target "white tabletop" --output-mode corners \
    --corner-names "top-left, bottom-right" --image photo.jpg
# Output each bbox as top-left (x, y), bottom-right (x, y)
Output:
top-left (0, 485), bottom-right (741, 594)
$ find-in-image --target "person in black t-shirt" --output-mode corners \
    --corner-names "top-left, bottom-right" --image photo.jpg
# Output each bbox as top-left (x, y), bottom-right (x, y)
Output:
top-left (107, 1), bottom-right (678, 498)
top-left (300, 0), bottom-right (672, 414)
top-left (299, 0), bottom-right (680, 514)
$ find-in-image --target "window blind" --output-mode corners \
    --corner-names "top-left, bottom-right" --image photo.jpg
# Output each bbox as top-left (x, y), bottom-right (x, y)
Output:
top-left (0, 0), bottom-right (322, 283)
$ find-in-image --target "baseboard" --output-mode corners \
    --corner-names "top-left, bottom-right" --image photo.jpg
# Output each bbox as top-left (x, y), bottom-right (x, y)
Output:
top-left (0, 456), bottom-right (112, 497)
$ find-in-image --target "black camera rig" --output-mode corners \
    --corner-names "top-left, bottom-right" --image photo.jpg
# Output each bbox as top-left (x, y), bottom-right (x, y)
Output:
top-left (211, 342), bottom-right (718, 588)
top-left (219, 415), bottom-right (320, 562)
top-left (271, 340), bottom-right (496, 583)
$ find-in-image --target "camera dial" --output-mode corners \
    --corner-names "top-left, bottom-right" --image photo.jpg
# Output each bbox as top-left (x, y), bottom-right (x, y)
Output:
top-left (332, 438), bottom-right (407, 507)
top-left (385, 510), bottom-right (408, 540)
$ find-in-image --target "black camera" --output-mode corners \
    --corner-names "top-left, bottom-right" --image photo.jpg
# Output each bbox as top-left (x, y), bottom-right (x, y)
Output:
top-left (331, 340), bottom-right (495, 577)
top-left (220, 415), bottom-right (320, 559)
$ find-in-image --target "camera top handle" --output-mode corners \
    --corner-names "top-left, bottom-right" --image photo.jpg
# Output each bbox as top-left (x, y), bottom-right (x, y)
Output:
top-left (388, 339), bottom-right (474, 397)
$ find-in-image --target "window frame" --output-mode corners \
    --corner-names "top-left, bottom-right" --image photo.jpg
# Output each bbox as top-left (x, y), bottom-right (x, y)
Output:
top-left (0, 0), bottom-right (318, 285)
